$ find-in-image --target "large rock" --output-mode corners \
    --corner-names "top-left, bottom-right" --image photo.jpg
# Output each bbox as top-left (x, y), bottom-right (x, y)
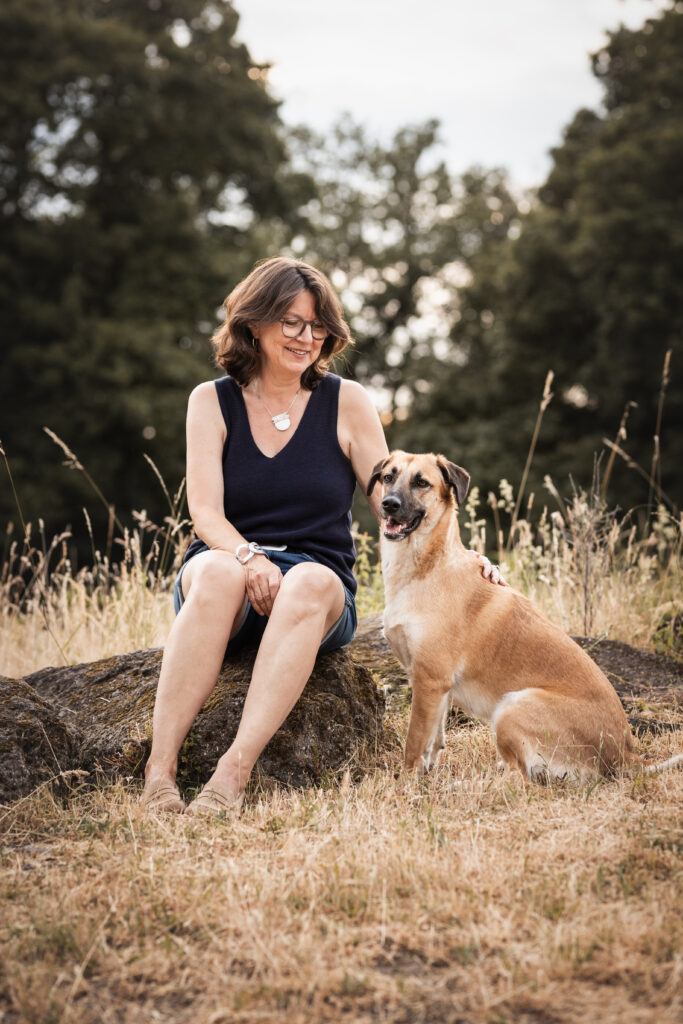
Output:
top-left (0, 677), bottom-right (85, 803)
top-left (571, 636), bottom-right (683, 700)
top-left (1, 616), bottom-right (681, 804)
top-left (0, 641), bottom-right (384, 803)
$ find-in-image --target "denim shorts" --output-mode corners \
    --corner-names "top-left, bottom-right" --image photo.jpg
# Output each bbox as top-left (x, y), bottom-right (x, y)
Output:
top-left (172, 545), bottom-right (357, 655)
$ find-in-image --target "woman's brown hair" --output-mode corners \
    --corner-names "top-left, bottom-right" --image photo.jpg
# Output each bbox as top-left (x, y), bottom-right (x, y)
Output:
top-left (212, 257), bottom-right (352, 389)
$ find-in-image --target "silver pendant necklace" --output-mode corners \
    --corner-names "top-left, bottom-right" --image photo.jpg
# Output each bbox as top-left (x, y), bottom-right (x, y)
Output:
top-left (254, 383), bottom-right (301, 431)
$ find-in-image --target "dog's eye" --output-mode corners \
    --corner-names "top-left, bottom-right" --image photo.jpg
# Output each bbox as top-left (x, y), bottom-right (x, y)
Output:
top-left (382, 472), bottom-right (394, 483)
top-left (414, 478), bottom-right (431, 489)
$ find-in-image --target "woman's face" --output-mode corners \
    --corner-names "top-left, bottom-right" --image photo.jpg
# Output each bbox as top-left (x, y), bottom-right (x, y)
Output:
top-left (254, 289), bottom-right (325, 378)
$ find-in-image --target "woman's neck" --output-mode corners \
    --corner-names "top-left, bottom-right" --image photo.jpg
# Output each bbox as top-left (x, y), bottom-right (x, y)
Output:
top-left (253, 368), bottom-right (303, 401)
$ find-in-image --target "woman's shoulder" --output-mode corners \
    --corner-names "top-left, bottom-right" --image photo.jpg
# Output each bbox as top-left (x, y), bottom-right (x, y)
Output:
top-left (189, 376), bottom-right (236, 402)
top-left (337, 376), bottom-right (376, 411)
top-left (187, 378), bottom-right (232, 420)
top-left (188, 380), bottom-right (216, 404)
top-left (337, 377), bottom-right (383, 438)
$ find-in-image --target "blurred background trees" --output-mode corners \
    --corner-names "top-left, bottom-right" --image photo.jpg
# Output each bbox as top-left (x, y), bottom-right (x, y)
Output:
top-left (0, 0), bottom-right (309, 543)
top-left (399, 4), bottom-right (683, 517)
top-left (1, 0), bottom-right (681, 555)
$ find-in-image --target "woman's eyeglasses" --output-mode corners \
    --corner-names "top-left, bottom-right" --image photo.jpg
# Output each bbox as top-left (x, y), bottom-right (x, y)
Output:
top-left (279, 317), bottom-right (328, 341)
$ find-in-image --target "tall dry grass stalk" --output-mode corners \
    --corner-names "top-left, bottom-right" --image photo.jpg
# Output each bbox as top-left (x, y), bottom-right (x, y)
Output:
top-left (601, 399), bottom-right (638, 503)
top-left (506, 369), bottom-right (554, 551)
top-left (649, 348), bottom-right (672, 513)
top-left (476, 477), bottom-right (682, 648)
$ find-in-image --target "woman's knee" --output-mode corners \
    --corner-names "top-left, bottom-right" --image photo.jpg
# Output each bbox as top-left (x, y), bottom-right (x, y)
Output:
top-left (275, 563), bottom-right (343, 623)
top-left (182, 550), bottom-right (245, 606)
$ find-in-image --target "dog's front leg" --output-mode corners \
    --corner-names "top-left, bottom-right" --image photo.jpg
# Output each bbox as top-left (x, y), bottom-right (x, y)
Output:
top-left (404, 674), bottom-right (452, 772)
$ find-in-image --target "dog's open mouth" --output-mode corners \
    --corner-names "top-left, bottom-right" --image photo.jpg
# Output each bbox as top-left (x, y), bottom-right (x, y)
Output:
top-left (383, 513), bottom-right (424, 540)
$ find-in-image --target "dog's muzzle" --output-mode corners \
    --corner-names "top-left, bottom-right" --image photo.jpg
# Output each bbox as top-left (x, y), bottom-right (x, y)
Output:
top-left (380, 494), bottom-right (424, 541)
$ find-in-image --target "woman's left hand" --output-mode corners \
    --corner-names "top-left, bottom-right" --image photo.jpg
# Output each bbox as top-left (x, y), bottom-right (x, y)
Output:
top-left (469, 550), bottom-right (509, 587)
top-left (244, 553), bottom-right (284, 615)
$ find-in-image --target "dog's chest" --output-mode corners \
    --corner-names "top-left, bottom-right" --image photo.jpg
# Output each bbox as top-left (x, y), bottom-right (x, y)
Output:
top-left (382, 584), bottom-right (431, 670)
top-left (383, 571), bottom-right (498, 723)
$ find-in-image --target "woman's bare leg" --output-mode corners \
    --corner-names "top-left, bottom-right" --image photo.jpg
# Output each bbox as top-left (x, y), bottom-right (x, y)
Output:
top-left (204, 563), bottom-right (345, 800)
top-left (144, 551), bottom-right (247, 787)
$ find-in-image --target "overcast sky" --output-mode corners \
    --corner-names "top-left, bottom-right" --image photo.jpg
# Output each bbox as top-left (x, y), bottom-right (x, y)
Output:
top-left (236, 0), bottom-right (670, 189)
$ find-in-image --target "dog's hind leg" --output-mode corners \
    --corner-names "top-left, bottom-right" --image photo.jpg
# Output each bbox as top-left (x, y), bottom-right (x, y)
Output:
top-left (405, 673), bottom-right (452, 773)
top-left (492, 689), bottom-right (592, 782)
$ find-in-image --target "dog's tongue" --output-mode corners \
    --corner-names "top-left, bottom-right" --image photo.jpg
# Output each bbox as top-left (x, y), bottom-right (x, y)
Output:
top-left (385, 518), bottom-right (407, 535)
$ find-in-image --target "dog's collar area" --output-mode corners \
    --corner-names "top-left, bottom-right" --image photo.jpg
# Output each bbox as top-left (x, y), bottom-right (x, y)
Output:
top-left (383, 512), bottom-right (424, 540)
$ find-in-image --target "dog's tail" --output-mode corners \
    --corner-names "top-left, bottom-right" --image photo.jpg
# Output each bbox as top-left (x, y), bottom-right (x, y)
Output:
top-left (641, 752), bottom-right (683, 775)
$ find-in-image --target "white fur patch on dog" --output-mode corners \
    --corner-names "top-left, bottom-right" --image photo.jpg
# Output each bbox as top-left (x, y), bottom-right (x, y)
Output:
top-left (490, 688), bottom-right (529, 734)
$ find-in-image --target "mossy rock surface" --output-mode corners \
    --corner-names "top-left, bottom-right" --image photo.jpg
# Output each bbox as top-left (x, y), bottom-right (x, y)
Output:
top-left (571, 636), bottom-right (683, 701)
top-left (0, 677), bottom-right (85, 803)
top-left (1, 639), bottom-right (384, 802)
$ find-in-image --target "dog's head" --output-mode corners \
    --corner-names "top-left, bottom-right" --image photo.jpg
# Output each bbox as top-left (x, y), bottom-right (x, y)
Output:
top-left (366, 450), bottom-right (470, 541)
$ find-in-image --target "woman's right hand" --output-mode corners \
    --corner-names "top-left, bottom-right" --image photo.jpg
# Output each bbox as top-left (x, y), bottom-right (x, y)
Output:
top-left (243, 554), bottom-right (283, 616)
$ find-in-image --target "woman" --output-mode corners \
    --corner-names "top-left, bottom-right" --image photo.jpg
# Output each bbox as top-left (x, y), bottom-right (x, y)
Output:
top-left (143, 256), bottom-right (500, 816)
top-left (142, 256), bottom-right (387, 815)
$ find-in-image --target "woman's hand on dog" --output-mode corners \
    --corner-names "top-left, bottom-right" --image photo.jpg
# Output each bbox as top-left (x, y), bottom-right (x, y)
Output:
top-left (469, 550), bottom-right (509, 587)
top-left (244, 554), bottom-right (283, 615)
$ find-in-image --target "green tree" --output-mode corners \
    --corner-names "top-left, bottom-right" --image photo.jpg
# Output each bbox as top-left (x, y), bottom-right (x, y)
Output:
top-left (0, 0), bottom-right (303, 547)
top-left (287, 118), bottom-right (520, 423)
top-left (278, 118), bottom-right (521, 533)
top-left (403, 3), bottom-right (683, 514)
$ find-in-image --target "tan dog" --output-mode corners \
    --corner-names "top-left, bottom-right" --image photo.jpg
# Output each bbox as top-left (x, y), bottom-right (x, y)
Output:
top-left (368, 450), bottom-right (681, 781)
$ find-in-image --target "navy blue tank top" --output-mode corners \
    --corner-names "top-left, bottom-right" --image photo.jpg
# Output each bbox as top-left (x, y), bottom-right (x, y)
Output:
top-left (183, 373), bottom-right (358, 594)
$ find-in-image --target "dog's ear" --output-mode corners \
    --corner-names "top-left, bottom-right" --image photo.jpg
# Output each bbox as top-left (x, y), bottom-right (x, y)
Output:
top-left (437, 457), bottom-right (470, 507)
top-left (366, 457), bottom-right (389, 496)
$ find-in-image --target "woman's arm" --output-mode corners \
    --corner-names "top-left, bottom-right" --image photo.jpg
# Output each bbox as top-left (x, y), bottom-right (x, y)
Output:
top-left (185, 382), bottom-right (283, 614)
top-left (186, 382), bottom-right (241, 551)
top-left (338, 379), bottom-right (389, 522)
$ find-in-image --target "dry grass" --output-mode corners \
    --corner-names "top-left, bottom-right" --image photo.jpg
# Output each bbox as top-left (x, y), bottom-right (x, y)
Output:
top-left (0, 514), bottom-right (182, 678)
top-left (1, 429), bottom-right (682, 1022)
top-left (467, 483), bottom-right (682, 656)
top-left (1, 714), bottom-right (682, 1024)
top-left (0, 563), bottom-right (176, 680)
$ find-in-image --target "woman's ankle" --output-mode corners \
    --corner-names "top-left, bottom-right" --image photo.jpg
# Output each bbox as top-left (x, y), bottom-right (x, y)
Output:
top-left (209, 758), bottom-right (251, 797)
top-left (144, 758), bottom-right (177, 785)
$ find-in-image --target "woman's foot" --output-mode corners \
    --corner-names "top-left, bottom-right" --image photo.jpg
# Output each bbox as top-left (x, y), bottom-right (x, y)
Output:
top-left (185, 779), bottom-right (245, 818)
top-left (141, 777), bottom-right (186, 814)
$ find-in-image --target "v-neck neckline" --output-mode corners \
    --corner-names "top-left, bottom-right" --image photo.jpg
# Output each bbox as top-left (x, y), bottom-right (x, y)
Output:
top-left (237, 380), bottom-right (316, 460)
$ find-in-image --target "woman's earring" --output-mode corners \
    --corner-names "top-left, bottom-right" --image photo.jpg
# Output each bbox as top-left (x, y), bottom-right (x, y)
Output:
top-left (251, 334), bottom-right (259, 350)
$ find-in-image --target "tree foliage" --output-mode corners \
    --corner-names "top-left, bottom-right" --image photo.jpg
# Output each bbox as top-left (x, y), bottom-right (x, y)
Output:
top-left (287, 118), bottom-right (520, 420)
top-left (2, 0), bottom-right (680, 557)
top-left (401, 4), bottom-right (683, 514)
top-left (0, 0), bottom-right (303, 544)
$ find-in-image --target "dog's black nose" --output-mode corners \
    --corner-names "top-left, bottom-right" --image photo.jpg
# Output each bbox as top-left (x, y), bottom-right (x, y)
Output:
top-left (381, 494), bottom-right (401, 515)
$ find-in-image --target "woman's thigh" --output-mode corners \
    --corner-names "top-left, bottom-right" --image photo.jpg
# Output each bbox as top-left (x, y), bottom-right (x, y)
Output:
top-left (264, 562), bottom-right (356, 653)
